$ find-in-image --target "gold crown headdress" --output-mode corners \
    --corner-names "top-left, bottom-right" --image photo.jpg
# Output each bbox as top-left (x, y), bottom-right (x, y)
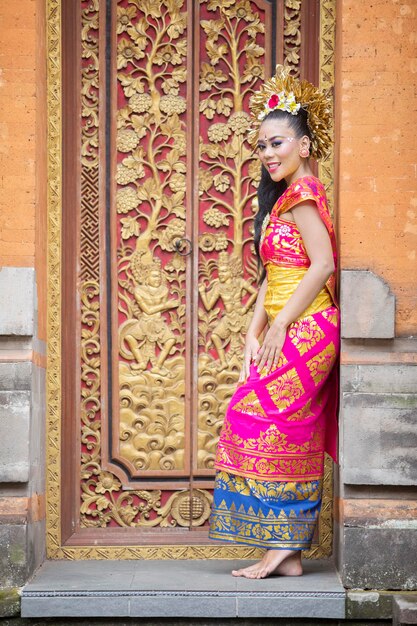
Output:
top-left (247, 65), bottom-right (333, 161)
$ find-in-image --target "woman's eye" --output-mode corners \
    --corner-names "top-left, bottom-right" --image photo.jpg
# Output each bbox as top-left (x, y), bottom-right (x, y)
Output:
top-left (272, 141), bottom-right (282, 148)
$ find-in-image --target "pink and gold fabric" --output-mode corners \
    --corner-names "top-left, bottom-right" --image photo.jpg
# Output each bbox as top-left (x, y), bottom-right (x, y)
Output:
top-left (213, 176), bottom-right (340, 482)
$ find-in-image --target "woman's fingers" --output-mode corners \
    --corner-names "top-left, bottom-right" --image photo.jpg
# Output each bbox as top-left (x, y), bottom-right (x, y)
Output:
top-left (245, 351), bottom-right (253, 379)
top-left (257, 345), bottom-right (275, 374)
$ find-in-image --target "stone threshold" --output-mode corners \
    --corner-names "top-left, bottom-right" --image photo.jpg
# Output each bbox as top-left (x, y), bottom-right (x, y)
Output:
top-left (21, 558), bottom-right (346, 619)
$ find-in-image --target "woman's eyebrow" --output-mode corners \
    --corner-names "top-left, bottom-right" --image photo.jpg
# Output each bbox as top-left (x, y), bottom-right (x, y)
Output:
top-left (258, 135), bottom-right (286, 143)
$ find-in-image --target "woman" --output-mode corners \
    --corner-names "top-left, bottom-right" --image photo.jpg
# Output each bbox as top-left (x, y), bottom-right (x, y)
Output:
top-left (208, 65), bottom-right (340, 579)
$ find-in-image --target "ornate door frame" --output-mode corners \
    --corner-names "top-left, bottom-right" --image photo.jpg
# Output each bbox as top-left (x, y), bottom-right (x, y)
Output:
top-left (45, 0), bottom-right (336, 560)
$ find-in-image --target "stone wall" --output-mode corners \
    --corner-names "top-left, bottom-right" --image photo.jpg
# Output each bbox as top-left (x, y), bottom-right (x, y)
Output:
top-left (0, 268), bottom-right (46, 591)
top-left (335, 272), bottom-right (417, 593)
top-left (334, 0), bottom-right (417, 595)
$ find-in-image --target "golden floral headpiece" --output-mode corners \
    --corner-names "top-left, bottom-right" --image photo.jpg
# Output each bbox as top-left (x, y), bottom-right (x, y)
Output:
top-left (247, 64), bottom-right (333, 161)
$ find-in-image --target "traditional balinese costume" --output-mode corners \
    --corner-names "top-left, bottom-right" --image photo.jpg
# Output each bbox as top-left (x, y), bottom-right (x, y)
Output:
top-left (209, 175), bottom-right (340, 550)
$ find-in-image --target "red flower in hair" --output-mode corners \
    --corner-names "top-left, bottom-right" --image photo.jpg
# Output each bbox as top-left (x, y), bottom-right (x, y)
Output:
top-left (267, 94), bottom-right (280, 108)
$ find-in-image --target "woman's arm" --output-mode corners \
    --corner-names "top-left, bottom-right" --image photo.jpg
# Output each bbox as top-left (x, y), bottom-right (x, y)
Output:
top-left (246, 276), bottom-right (269, 339)
top-left (238, 276), bottom-right (269, 382)
top-left (255, 200), bottom-right (335, 374)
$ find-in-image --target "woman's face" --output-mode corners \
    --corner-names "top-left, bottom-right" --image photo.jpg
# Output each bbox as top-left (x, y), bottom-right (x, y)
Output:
top-left (256, 118), bottom-right (309, 185)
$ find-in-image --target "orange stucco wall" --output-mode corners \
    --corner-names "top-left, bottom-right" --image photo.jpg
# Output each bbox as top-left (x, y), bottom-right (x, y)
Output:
top-left (0, 0), bottom-right (36, 266)
top-left (0, 0), bottom-right (46, 339)
top-left (336, 0), bottom-right (417, 335)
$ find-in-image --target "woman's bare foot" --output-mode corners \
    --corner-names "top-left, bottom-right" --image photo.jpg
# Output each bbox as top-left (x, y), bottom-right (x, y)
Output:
top-left (232, 549), bottom-right (303, 579)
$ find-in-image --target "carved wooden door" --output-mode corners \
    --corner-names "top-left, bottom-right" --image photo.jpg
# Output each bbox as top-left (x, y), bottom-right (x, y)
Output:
top-left (57, 0), bottom-right (335, 558)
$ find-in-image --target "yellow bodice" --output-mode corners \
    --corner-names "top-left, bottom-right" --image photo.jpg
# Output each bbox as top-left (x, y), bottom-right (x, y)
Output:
top-left (264, 264), bottom-right (334, 325)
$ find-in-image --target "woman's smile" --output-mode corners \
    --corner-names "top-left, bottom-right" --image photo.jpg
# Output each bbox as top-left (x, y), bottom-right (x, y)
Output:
top-left (266, 161), bottom-right (281, 173)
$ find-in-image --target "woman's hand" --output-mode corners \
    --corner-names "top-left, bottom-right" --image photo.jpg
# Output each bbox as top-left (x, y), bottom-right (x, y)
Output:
top-left (238, 334), bottom-right (260, 383)
top-left (254, 319), bottom-right (287, 375)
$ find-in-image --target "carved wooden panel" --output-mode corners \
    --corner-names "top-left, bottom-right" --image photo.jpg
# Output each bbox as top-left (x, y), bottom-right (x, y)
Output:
top-left (113, 0), bottom-right (190, 478)
top-left (196, 1), bottom-right (272, 473)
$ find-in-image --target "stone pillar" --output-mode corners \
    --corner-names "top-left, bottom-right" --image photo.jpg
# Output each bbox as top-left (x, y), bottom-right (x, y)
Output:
top-left (0, 268), bottom-right (46, 593)
top-left (335, 270), bottom-right (417, 596)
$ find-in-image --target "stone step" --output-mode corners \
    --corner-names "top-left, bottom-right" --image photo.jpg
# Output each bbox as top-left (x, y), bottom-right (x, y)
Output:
top-left (21, 558), bottom-right (346, 620)
top-left (393, 595), bottom-right (417, 625)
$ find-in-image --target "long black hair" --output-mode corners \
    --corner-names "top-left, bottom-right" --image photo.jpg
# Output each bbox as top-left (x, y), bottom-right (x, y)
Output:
top-left (253, 107), bottom-right (312, 283)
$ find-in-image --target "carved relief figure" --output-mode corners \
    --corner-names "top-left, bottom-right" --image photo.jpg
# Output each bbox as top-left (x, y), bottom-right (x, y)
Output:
top-left (199, 251), bottom-right (258, 369)
top-left (120, 255), bottom-right (179, 374)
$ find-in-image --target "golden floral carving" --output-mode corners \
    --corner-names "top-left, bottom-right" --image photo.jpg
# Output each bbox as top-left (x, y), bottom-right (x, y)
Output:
top-left (115, 0), bottom-right (188, 473)
top-left (46, 0), bottom-right (63, 556)
top-left (284, 0), bottom-right (302, 77)
top-left (197, 0), bottom-right (267, 470)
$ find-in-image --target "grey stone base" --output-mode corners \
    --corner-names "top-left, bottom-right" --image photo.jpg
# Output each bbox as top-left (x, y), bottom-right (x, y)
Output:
top-left (21, 559), bottom-right (345, 619)
top-left (0, 618), bottom-right (393, 626)
top-left (393, 594), bottom-right (417, 625)
top-left (0, 524), bottom-right (28, 588)
top-left (0, 587), bottom-right (20, 618)
top-left (342, 527), bottom-right (417, 590)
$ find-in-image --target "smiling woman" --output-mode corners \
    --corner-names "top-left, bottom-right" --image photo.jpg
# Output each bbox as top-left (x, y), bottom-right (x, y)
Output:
top-left (208, 65), bottom-right (340, 579)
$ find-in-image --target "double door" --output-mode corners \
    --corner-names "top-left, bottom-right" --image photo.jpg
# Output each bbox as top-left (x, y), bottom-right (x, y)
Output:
top-left (58, 0), bottom-right (331, 556)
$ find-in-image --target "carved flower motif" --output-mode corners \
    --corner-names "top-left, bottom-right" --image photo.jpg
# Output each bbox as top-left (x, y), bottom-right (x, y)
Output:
top-left (118, 504), bottom-right (138, 526)
top-left (200, 63), bottom-right (228, 91)
top-left (242, 57), bottom-right (264, 83)
top-left (203, 208), bottom-right (229, 228)
top-left (199, 233), bottom-right (216, 252)
top-left (121, 216), bottom-right (140, 240)
top-left (213, 173), bottom-right (231, 192)
top-left (215, 232), bottom-right (229, 251)
top-left (129, 93), bottom-right (152, 113)
top-left (224, 1), bottom-right (255, 21)
top-left (207, 123), bottom-right (231, 143)
top-left (248, 161), bottom-right (261, 186)
top-left (159, 95), bottom-right (187, 115)
top-left (198, 170), bottom-right (213, 194)
top-left (116, 7), bottom-right (137, 35)
top-left (207, 0), bottom-right (234, 9)
top-left (158, 218), bottom-right (185, 251)
top-left (154, 43), bottom-right (186, 66)
top-left (168, 173), bottom-right (186, 193)
top-left (95, 471), bottom-right (122, 494)
top-left (116, 164), bottom-right (137, 185)
top-left (228, 111), bottom-right (251, 135)
top-left (117, 187), bottom-right (139, 214)
top-left (117, 129), bottom-right (140, 152)
top-left (117, 39), bottom-right (145, 69)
